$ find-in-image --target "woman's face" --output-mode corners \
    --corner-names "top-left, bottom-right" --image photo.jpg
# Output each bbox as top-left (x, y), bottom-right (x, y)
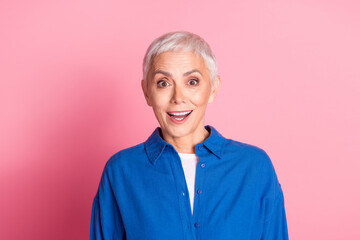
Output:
top-left (141, 51), bottom-right (220, 139)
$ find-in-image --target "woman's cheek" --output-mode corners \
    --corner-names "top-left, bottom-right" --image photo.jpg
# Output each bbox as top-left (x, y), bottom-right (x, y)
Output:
top-left (192, 91), bottom-right (210, 105)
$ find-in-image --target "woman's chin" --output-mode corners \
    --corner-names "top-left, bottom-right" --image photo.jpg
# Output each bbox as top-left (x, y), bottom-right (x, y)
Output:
top-left (161, 125), bottom-right (192, 138)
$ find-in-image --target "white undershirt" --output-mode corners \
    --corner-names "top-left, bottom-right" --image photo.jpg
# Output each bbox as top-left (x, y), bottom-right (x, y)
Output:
top-left (178, 152), bottom-right (199, 215)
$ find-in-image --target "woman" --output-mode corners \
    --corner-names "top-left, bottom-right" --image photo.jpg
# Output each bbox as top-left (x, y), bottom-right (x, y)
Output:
top-left (90, 31), bottom-right (289, 240)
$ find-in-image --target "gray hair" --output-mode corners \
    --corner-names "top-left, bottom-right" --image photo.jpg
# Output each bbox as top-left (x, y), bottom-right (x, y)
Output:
top-left (142, 31), bottom-right (218, 84)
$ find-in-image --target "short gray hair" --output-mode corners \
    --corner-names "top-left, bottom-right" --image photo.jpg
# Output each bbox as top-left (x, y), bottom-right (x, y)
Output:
top-left (142, 31), bottom-right (218, 84)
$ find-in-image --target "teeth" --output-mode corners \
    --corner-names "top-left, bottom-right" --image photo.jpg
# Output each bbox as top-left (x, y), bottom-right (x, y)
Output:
top-left (169, 110), bottom-right (192, 116)
top-left (174, 117), bottom-right (185, 120)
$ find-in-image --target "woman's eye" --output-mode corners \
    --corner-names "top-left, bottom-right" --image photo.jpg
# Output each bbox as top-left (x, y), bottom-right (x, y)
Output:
top-left (188, 79), bottom-right (199, 86)
top-left (157, 80), bottom-right (169, 88)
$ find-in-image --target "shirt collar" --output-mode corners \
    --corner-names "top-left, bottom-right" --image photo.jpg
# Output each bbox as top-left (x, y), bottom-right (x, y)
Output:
top-left (144, 125), bottom-right (227, 165)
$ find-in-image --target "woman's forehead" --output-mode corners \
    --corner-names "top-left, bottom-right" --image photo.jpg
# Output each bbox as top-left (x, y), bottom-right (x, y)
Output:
top-left (152, 51), bottom-right (206, 69)
top-left (146, 50), bottom-right (211, 82)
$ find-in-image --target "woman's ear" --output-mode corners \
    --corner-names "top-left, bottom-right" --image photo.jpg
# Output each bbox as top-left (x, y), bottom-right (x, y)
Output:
top-left (208, 75), bottom-right (221, 104)
top-left (141, 79), bottom-right (152, 107)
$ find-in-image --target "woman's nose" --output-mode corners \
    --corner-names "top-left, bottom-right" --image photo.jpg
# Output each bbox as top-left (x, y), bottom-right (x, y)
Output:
top-left (171, 86), bottom-right (186, 104)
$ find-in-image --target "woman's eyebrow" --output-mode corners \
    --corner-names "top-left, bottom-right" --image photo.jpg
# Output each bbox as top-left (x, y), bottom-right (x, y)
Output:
top-left (153, 70), bottom-right (172, 77)
top-left (184, 69), bottom-right (203, 77)
top-left (153, 69), bottom-right (203, 77)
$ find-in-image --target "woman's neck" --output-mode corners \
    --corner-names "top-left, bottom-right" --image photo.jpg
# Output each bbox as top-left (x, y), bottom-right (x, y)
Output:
top-left (161, 126), bottom-right (210, 153)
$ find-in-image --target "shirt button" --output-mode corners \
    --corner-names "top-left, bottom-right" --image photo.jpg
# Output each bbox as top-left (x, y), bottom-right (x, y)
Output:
top-left (200, 163), bottom-right (205, 168)
top-left (198, 146), bottom-right (202, 151)
top-left (197, 189), bottom-right (202, 194)
top-left (194, 222), bottom-right (200, 228)
top-left (182, 192), bottom-right (185, 196)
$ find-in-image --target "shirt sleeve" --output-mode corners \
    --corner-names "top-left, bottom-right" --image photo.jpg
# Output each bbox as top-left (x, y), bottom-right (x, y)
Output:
top-left (259, 151), bottom-right (289, 240)
top-left (261, 184), bottom-right (289, 239)
top-left (90, 161), bottom-right (125, 240)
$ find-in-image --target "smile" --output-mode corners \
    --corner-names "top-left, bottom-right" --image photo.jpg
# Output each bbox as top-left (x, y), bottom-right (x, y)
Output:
top-left (167, 110), bottom-right (193, 123)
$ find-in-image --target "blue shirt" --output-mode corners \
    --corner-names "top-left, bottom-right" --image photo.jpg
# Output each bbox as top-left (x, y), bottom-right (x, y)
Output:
top-left (90, 125), bottom-right (289, 240)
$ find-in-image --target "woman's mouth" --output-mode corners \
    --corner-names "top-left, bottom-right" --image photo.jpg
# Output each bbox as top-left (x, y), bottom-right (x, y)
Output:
top-left (167, 110), bottom-right (193, 124)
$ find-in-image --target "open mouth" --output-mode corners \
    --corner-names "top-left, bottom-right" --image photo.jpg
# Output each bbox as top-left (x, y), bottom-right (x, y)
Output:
top-left (167, 110), bottom-right (193, 121)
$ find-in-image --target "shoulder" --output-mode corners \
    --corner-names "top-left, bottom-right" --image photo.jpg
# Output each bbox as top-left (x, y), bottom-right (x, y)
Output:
top-left (102, 143), bottom-right (146, 173)
top-left (221, 138), bottom-right (278, 179)
top-left (225, 138), bottom-right (282, 196)
top-left (224, 138), bottom-right (272, 166)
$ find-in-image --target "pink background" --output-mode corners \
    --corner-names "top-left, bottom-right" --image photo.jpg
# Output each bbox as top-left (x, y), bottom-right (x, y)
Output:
top-left (1, 0), bottom-right (359, 239)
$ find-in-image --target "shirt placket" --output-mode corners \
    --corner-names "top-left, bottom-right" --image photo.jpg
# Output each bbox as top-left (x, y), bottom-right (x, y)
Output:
top-left (193, 144), bottom-right (206, 240)
top-left (167, 144), bottom-right (207, 240)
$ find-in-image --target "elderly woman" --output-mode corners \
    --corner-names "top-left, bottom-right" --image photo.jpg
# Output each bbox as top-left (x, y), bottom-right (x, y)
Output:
top-left (90, 31), bottom-right (289, 240)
